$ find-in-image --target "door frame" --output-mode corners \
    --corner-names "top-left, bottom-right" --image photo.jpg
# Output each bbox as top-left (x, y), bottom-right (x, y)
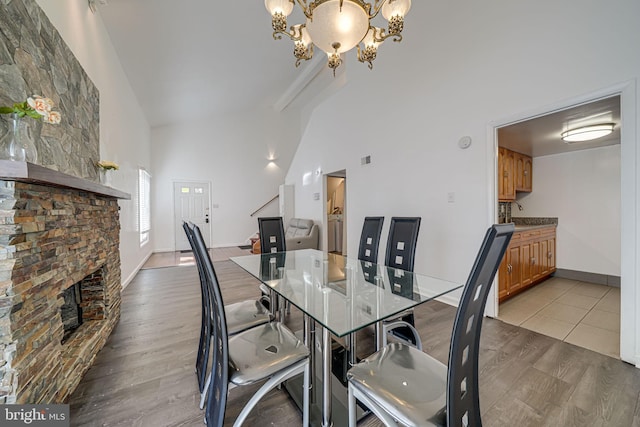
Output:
top-left (173, 180), bottom-right (213, 251)
top-left (485, 80), bottom-right (637, 365)
top-left (323, 170), bottom-right (347, 255)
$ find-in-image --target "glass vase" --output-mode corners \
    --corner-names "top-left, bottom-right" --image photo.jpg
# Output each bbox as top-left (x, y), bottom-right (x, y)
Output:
top-left (0, 113), bottom-right (38, 163)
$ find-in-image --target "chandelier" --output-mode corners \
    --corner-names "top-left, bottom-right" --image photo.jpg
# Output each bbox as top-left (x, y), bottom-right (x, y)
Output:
top-left (264, 0), bottom-right (412, 74)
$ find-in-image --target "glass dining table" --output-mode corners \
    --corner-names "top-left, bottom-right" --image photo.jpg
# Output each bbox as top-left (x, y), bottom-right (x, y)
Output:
top-left (231, 249), bottom-right (462, 427)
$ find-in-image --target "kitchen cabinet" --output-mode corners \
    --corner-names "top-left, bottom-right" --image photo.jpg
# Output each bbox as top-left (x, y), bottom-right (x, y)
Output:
top-left (499, 148), bottom-right (532, 201)
top-left (498, 226), bottom-right (556, 303)
top-left (498, 243), bottom-right (522, 301)
top-left (514, 152), bottom-right (533, 192)
top-left (498, 147), bottom-right (516, 201)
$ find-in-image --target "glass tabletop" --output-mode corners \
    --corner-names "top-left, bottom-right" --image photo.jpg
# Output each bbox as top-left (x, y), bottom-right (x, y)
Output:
top-left (231, 249), bottom-right (463, 338)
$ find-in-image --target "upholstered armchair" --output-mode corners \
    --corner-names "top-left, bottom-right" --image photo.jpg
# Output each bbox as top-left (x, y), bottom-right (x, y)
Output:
top-left (285, 218), bottom-right (319, 251)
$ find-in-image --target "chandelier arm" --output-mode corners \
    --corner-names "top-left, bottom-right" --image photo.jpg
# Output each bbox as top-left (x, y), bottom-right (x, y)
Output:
top-left (273, 24), bottom-right (304, 42)
top-left (369, 0), bottom-right (387, 18)
top-left (372, 26), bottom-right (403, 43)
top-left (356, 44), bottom-right (374, 69)
top-left (295, 44), bottom-right (314, 67)
top-left (294, 0), bottom-right (313, 19)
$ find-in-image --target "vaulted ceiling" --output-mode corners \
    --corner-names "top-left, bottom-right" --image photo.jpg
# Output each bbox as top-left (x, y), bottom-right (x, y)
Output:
top-left (99, 0), bottom-right (622, 157)
top-left (99, 0), bottom-right (310, 127)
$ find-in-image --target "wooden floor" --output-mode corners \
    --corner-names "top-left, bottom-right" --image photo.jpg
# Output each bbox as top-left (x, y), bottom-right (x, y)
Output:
top-left (69, 260), bottom-right (640, 427)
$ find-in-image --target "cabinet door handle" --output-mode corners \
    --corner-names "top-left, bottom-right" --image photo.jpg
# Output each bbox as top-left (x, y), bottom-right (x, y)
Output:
top-left (531, 257), bottom-right (536, 265)
top-left (548, 251), bottom-right (552, 259)
top-left (507, 264), bottom-right (512, 274)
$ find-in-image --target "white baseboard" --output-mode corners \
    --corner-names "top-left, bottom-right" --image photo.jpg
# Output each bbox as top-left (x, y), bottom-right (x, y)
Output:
top-left (211, 242), bottom-right (248, 249)
top-left (435, 292), bottom-right (460, 308)
top-left (153, 247), bottom-right (175, 253)
top-left (121, 251), bottom-right (153, 290)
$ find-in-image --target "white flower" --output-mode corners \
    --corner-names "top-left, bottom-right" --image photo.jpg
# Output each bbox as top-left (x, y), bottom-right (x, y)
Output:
top-left (27, 95), bottom-right (53, 116)
top-left (44, 111), bottom-right (61, 124)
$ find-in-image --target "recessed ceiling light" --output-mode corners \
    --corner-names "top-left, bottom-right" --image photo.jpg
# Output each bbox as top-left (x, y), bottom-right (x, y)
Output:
top-left (561, 123), bottom-right (615, 143)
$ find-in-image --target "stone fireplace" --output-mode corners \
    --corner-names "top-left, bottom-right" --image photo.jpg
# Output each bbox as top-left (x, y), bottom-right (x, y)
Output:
top-left (60, 267), bottom-right (105, 345)
top-left (61, 281), bottom-right (83, 344)
top-left (0, 161), bottom-right (130, 404)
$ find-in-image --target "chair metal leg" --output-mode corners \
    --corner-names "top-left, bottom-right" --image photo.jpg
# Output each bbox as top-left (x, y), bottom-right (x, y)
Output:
top-left (232, 359), bottom-right (309, 427)
top-left (350, 384), bottom-right (399, 427)
top-left (322, 327), bottom-right (332, 427)
top-left (199, 371), bottom-right (211, 410)
top-left (348, 383), bottom-right (357, 427)
top-left (303, 362), bottom-right (310, 427)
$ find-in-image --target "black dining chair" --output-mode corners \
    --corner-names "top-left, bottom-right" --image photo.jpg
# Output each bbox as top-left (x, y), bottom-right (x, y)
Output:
top-left (381, 217), bottom-right (422, 349)
top-left (347, 217), bottom-right (386, 366)
top-left (258, 217), bottom-right (287, 314)
top-left (357, 216), bottom-right (385, 264)
top-left (183, 222), bottom-right (272, 409)
top-left (189, 223), bottom-right (310, 427)
top-left (258, 217), bottom-right (287, 254)
top-left (347, 224), bottom-right (514, 427)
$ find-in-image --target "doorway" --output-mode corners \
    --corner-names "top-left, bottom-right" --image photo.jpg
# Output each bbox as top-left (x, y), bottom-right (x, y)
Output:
top-left (492, 95), bottom-right (622, 359)
top-left (326, 171), bottom-right (346, 255)
top-left (174, 181), bottom-right (211, 251)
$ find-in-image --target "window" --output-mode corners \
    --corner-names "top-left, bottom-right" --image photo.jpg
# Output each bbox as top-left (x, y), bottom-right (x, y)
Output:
top-left (139, 168), bottom-right (151, 246)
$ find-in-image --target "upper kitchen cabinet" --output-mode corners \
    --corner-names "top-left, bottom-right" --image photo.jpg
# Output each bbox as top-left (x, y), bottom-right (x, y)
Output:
top-left (498, 147), bottom-right (516, 201)
top-left (514, 151), bottom-right (533, 192)
top-left (498, 147), bottom-right (532, 201)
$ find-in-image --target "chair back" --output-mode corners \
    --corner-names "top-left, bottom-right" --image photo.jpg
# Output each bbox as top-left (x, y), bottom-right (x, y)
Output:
top-left (384, 217), bottom-right (421, 272)
top-left (191, 223), bottom-right (230, 427)
top-left (357, 216), bottom-right (384, 263)
top-left (258, 217), bottom-right (286, 254)
top-left (182, 222), bottom-right (211, 394)
top-left (446, 224), bottom-right (513, 427)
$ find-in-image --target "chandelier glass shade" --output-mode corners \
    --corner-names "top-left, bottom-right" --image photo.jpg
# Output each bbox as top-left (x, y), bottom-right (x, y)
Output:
top-left (265, 0), bottom-right (411, 73)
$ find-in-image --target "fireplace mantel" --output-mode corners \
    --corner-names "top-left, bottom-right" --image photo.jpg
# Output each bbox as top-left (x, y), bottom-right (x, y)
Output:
top-left (0, 160), bottom-right (130, 200)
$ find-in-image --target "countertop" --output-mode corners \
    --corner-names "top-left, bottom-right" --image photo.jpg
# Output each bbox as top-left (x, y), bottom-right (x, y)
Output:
top-left (513, 224), bottom-right (557, 231)
top-left (511, 217), bottom-right (557, 230)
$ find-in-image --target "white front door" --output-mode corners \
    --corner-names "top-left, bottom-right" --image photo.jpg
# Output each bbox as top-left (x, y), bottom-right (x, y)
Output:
top-left (174, 181), bottom-right (211, 251)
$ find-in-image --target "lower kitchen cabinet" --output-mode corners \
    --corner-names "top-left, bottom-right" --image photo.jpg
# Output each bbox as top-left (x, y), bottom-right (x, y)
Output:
top-left (498, 226), bottom-right (556, 303)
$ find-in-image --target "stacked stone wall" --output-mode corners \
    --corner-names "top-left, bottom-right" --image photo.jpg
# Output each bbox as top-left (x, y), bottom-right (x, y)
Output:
top-left (0, 180), bottom-right (121, 403)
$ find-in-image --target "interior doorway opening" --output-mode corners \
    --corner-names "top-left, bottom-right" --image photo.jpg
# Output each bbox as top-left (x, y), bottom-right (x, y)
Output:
top-left (326, 171), bottom-right (346, 255)
top-left (493, 95), bottom-right (622, 359)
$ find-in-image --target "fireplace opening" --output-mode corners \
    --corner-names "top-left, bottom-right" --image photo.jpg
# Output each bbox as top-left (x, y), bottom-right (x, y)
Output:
top-left (61, 283), bottom-right (83, 344)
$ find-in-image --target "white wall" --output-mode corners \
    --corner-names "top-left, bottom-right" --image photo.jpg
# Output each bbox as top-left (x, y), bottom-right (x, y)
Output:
top-left (151, 107), bottom-right (301, 251)
top-left (516, 146), bottom-right (621, 276)
top-left (35, 0), bottom-right (152, 286)
top-left (288, 0), bottom-right (639, 282)
top-left (286, 0), bottom-right (640, 364)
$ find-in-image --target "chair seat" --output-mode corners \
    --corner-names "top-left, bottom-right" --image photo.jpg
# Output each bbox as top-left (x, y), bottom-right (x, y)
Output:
top-left (347, 343), bottom-right (447, 427)
top-left (229, 322), bottom-right (309, 386)
top-left (226, 299), bottom-right (271, 335)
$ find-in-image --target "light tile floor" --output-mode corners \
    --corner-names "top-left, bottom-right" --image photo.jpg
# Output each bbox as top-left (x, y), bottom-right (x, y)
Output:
top-left (498, 277), bottom-right (620, 358)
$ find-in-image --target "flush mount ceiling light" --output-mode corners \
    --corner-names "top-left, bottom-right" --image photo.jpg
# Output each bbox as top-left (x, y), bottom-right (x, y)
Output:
top-left (561, 123), bottom-right (615, 143)
top-left (265, 0), bottom-right (411, 74)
